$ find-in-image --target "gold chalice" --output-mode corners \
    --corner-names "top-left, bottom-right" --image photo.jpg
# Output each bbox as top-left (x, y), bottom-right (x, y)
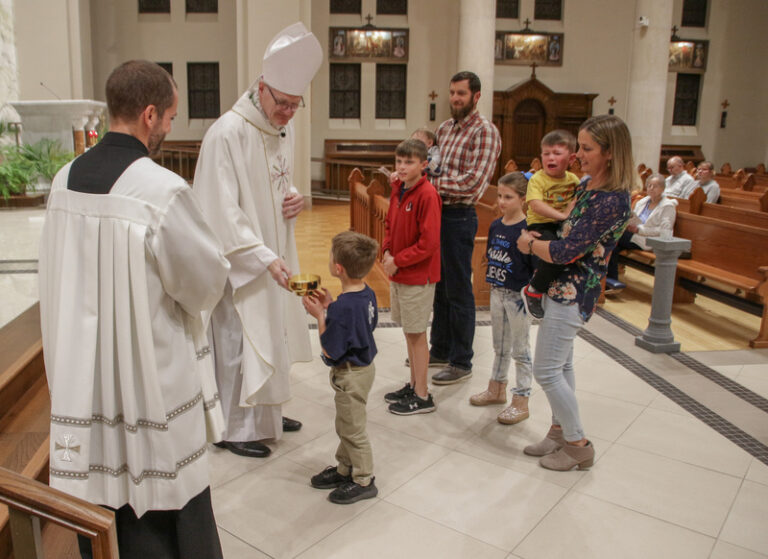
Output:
top-left (288, 274), bottom-right (321, 296)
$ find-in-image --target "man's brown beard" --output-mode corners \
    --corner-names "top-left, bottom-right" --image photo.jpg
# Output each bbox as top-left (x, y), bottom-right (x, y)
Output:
top-left (147, 130), bottom-right (165, 157)
top-left (450, 98), bottom-right (475, 121)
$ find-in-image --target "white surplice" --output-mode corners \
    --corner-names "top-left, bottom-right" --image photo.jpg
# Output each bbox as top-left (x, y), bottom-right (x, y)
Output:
top-left (39, 158), bottom-right (230, 516)
top-left (193, 90), bottom-right (312, 441)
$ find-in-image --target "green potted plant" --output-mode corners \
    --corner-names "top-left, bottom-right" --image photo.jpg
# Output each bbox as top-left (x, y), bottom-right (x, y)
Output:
top-left (0, 138), bottom-right (74, 203)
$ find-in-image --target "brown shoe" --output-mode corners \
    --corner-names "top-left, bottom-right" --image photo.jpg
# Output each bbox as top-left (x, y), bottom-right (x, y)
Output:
top-left (497, 394), bottom-right (529, 424)
top-left (539, 440), bottom-right (595, 471)
top-left (523, 426), bottom-right (565, 456)
top-left (469, 380), bottom-right (507, 406)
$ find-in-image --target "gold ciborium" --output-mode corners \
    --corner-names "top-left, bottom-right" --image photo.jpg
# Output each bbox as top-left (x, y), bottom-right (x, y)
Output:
top-left (288, 274), bottom-right (321, 296)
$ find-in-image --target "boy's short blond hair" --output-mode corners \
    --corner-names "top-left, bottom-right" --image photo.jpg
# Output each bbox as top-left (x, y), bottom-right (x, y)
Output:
top-left (541, 129), bottom-right (577, 153)
top-left (332, 231), bottom-right (379, 279)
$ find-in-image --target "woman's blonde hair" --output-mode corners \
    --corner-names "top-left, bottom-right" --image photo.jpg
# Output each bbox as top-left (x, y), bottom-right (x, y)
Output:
top-left (579, 115), bottom-right (635, 192)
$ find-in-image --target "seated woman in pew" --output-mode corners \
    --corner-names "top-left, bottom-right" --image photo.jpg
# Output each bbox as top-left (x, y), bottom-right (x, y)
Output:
top-left (606, 173), bottom-right (677, 293)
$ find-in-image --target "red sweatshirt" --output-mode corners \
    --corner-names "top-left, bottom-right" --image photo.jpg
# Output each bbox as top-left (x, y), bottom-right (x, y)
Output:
top-left (382, 174), bottom-right (442, 285)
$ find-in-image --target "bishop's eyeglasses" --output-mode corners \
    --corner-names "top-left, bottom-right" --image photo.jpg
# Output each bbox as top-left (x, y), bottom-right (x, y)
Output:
top-left (266, 84), bottom-right (305, 112)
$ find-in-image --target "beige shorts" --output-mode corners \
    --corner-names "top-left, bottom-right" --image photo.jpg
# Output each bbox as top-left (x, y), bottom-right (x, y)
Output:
top-left (390, 282), bottom-right (436, 334)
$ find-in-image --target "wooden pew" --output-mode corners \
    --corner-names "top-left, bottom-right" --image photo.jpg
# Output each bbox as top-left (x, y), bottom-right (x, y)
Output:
top-left (0, 304), bottom-right (50, 558)
top-left (673, 212), bottom-right (768, 347)
top-left (622, 208), bottom-right (768, 348)
top-left (325, 139), bottom-right (399, 197)
top-left (718, 188), bottom-right (768, 212)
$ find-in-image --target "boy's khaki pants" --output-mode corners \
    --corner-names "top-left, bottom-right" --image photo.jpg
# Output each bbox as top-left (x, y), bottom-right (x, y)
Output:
top-left (330, 363), bottom-right (375, 486)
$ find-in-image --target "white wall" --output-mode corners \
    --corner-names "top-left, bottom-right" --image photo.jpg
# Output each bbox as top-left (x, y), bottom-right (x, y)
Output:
top-left (662, 0), bottom-right (768, 169)
top-left (14, 0), bottom-right (92, 101)
top-left (88, 0), bottom-right (237, 141)
top-left (310, 0), bottom-right (461, 182)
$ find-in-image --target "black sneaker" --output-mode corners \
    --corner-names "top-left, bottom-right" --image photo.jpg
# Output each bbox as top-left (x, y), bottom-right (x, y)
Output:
top-left (384, 383), bottom-right (414, 404)
top-left (388, 393), bottom-right (437, 415)
top-left (404, 355), bottom-right (449, 368)
top-left (310, 466), bottom-right (352, 489)
top-left (328, 478), bottom-right (378, 504)
top-left (520, 285), bottom-right (544, 319)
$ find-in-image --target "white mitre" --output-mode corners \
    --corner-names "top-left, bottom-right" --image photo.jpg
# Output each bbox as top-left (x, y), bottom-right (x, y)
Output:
top-left (262, 22), bottom-right (322, 95)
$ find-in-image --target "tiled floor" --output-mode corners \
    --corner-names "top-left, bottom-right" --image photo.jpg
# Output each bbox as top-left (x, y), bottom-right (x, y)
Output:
top-left (2, 202), bottom-right (768, 558)
top-left (211, 312), bottom-right (768, 558)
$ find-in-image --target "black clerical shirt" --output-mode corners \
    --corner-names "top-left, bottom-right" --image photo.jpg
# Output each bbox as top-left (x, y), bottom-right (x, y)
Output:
top-left (67, 132), bottom-right (149, 194)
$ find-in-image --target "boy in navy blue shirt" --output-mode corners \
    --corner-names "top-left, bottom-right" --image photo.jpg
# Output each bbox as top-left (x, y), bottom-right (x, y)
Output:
top-left (302, 231), bottom-right (380, 504)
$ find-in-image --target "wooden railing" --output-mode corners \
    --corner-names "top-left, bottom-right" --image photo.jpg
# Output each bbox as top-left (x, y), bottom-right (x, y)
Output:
top-left (0, 467), bottom-right (118, 559)
top-left (151, 141), bottom-right (201, 182)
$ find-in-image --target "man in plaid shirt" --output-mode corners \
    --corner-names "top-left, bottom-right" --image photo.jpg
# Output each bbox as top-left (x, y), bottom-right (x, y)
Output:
top-left (429, 71), bottom-right (502, 385)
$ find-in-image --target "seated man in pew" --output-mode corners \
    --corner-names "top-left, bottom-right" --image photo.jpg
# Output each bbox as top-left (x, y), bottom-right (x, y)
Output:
top-left (679, 161), bottom-right (720, 203)
top-left (606, 173), bottom-right (677, 293)
top-left (665, 156), bottom-right (696, 198)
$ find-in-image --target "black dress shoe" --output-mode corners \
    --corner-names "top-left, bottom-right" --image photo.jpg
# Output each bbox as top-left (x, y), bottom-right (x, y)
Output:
top-left (282, 416), bottom-right (302, 432)
top-left (213, 440), bottom-right (271, 458)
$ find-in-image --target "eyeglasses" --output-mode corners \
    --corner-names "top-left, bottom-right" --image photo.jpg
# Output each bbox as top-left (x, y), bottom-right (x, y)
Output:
top-left (266, 84), bottom-right (305, 111)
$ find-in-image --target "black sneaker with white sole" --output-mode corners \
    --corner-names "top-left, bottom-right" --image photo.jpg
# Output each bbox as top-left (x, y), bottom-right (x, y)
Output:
top-left (384, 383), bottom-right (414, 404)
top-left (520, 285), bottom-right (544, 319)
top-left (388, 393), bottom-right (436, 415)
top-left (328, 478), bottom-right (378, 504)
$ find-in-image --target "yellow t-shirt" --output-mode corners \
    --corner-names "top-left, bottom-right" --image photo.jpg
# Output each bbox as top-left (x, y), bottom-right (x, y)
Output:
top-left (525, 170), bottom-right (580, 225)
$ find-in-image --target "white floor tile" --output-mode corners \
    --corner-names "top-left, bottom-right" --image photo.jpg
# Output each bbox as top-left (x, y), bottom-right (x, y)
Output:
top-left (616, 407), bottom-right (753, 477)
top-left (745, 459), bottom-right (768, 487)
top-left (295, 501), bottom-right (508, 559)
top-left (573, 443), bottom-right (741, 536)
top-left (514, 492), bottom-right (714, 559)
top-left (386, 452), bottom-right (566, 551)
top-left (212, 456), bottom-right (377, 558)
top-left (710, 540), bottom-right (768, 559)
top-left (719, 480), bottom-right (768, 555)
top-left (218, 529), bottom-right (271, 559)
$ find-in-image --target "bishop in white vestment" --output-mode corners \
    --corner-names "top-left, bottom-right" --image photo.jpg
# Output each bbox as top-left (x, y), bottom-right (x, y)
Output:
top-left (39, 61), bottom-right (229, 559)
top-left (193, 23), bottom-right (322, 457)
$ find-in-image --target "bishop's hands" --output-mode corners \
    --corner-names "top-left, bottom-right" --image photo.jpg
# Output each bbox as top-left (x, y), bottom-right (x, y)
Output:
top-left (282, 192), bottom-right (304, 220)
top-left (268, 258), bottom-right (291, 290)
top-left (302, 288), bottom-right (332, 320)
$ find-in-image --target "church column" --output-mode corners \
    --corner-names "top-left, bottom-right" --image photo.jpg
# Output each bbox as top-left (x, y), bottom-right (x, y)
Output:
top-left (456, 0), bottom-right (496, 120)
top-left (625, 0), bottom-right (673, 173)
top-left (0, 0), bottom-right (20, 125)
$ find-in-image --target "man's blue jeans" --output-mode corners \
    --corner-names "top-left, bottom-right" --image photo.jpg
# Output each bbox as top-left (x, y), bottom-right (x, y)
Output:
top-left (430, 204), bottom-right (477, 371)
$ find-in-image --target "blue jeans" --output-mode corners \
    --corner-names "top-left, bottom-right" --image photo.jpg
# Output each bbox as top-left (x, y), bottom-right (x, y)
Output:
top-left (533, 297), bottom-right (585, 442)
top-left (490, 287), bottom-right (532, 396)
top-left (430, 205), bottom-right (477, 371)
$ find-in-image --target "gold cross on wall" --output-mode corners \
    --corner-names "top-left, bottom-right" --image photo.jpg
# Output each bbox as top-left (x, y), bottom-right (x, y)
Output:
top-left (429, 91), bottom-right (438, 100)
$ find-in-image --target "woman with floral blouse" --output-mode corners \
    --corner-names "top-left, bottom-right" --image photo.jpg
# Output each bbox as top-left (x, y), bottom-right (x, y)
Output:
top-left (516, 115), bottom-right (633, 471)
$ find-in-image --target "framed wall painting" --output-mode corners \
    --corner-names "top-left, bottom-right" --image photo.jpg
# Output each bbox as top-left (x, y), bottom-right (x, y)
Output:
top-left (495, 31), bottom-right (563, 66)
top-left (669, 39), bottom-right (708, 73)
top-left (329, 28), bottom-right (408, 63)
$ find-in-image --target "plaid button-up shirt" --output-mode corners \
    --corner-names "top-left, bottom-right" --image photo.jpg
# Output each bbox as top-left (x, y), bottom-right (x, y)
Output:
top-left (434, 110), bottom-right (502, 206)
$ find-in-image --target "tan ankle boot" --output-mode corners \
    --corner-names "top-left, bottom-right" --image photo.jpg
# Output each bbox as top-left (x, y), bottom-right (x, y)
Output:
top-left (497, 394), bottom-right (529, 425)
top-left (469, 380), bottom-right (507, 406)
top-left (539, 440), bottom-right (595, 471)
top-left (523, 426), bottom-right (565, 456)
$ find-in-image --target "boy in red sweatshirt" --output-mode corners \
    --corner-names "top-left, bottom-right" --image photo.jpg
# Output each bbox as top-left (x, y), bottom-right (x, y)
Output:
top-left (382, 139), bottom-right (442, 415)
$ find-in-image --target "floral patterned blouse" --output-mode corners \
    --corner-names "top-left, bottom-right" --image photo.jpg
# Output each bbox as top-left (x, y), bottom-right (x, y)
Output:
top-left (547, 180), bottom-right (631, 322)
